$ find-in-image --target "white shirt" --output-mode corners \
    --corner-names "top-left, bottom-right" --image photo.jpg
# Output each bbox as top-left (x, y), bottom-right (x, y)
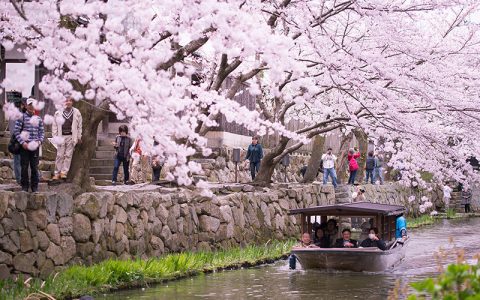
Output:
top-left (321, 153), bottom-right (337, 169)
top-left (443, 185), bottom-right (452, 198)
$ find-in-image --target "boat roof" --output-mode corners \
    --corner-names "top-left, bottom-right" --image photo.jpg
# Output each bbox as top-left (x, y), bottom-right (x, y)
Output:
top-left (289, 202), bottom-right (405, 217)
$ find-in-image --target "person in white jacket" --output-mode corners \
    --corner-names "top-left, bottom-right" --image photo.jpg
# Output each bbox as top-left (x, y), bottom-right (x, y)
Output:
top-left (52, 98), bottom-right (82, 179)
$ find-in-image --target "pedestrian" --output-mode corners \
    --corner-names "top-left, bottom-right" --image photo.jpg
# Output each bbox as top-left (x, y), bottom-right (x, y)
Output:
top-left (245, 135), bottom-right (263, 180)
top-left (129, 135), bottom-right (148, 184)
top-left (443, 183), bottom-right (452, 211)
top-left (461, 188), bottom-right (472, 213)
top-left (14, 98), bottom-right (44, 192)
top-left (51, 97), bottom-right (83, 180)
top-left (8, 98), bottom-right (25, 185)
top-left (347, 147), bottom-right (360, 185)
top-left (365, 151), bottom-right (375, 184)
top-left (111, 125), bottom-right (132, 185)
top-left (321, 147), bottom-right (337, 188)
top-left (151, 139), bottom-right (163, 182)
top-left (373, 153), bottom-right (384, 185)
top-left (352, 186), bottom-right (366, 202)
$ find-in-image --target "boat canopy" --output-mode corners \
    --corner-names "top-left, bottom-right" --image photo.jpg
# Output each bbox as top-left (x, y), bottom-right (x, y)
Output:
top-left (289, 202), bottom-right (405, 217)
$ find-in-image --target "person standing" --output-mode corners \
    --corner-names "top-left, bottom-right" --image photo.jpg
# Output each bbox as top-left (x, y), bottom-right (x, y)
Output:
top-left (443, 183), bottom-right (452, 210)
top-left (14, 98), bottom-right (44, 192)
top-left (8, 98), bottom-right (25, 185)
top-left (321, 147), bottom-right (337, 188)
top-left (373, 153), bottom-right (384, 185)
top-left (347, 147), bottom-right (361, 185)
top-left (52, 97), bottom-right (82, 180)
top-left (129, 135), bottom-right (148, 184)
top-left (245, 136), bottom-right (263, 180)
top-left (151, 140), bottom-right (164, 182)
top-left (111, 125), bottom-right (132, 185)
top-left (461, 188), bottom-right (472, 213)
top-left (365, 151), bottom-right (375, 184)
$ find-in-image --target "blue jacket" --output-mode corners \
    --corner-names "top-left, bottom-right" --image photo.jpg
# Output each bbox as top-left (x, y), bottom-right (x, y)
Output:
top-left (14, 112), bottom-right (44, 145)
top-left (395, 216), bottom-right (407, 239)
top-left (246, 144), bottom-right (263, 163)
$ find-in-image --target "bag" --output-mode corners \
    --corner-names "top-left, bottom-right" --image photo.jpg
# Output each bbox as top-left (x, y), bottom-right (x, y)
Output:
top-left (7, 116), bottom-right (24, 155)
top-left (366, 157), bottom-right (375, 170)
top-left (319, 159), bottom-right (324, 170)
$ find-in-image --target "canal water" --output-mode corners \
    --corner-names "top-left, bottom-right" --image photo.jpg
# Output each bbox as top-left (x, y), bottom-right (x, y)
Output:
top-left (102, 218), bottom-right (480, 300)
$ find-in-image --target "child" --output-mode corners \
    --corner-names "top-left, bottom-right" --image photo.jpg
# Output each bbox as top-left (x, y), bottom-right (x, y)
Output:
top-left (111, 125), bottom-right (132, 185)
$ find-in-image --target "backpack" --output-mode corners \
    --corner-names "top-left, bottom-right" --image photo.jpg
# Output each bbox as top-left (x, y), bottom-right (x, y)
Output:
top-left (7, 116), bottom-right (24, 155)
top-left (366, 157), bottom-right (375, 170)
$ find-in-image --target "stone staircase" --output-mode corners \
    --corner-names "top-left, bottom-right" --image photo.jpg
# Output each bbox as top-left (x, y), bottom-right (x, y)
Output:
top-left (450, 191), bottom-right (464, 213)
top-left (89, 134), bottom-right (123, 184)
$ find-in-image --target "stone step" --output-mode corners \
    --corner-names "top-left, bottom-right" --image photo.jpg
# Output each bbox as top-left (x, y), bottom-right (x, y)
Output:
top-left (94, 150), bottom-right (115, 159)
top-left (90, 166), bottom-right (114, 175)
top-left (91, 173), bottom-right (115, 180)
top-left (96, 145), bottom-right (113, 152)
top-left (90, 159), bottom-right (115, 167)
top-left (97, 139), bottom-right (116, 147)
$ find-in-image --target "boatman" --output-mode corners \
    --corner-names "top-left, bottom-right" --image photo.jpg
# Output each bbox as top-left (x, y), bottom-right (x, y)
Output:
top-left (395, 213), bottom-right (407, 240)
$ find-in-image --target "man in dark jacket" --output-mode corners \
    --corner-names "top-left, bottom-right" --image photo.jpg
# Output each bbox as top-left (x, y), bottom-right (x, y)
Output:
top-left (245, 135), bottom-right (263, 180)
top-left (365, 151), bottom-right (375, 184)
top-left (334, 229), bottom-right (358, 248)
top-left (14, 98), bottom-right (44, 192)
top-left (360, 228), bottom-right (386, 250)
top-left (111, 125), bottom-right (132, 185)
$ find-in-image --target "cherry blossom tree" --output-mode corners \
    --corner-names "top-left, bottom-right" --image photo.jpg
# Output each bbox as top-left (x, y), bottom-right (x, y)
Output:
top-left (1, 0), bottom-right (480, 191)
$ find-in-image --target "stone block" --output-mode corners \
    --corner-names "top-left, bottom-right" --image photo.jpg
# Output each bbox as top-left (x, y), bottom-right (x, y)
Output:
top-left (10, 211), bottom-right (26, 230)
top-left (77, 242), bottom-right (95, 258)
top-left (199, 215), bottom-right (220, 233)
top-left (19, 230), bottom-right (34, 252)
top-left (72, 213), bottom-right (91, 243)
top-left (36, 231), bottom-right (49, 251)
top-left (14, 192), bottom-right (28, 211)
top-left (57, 193), bottom-right (74, 217)
top-left (74, 192), bottom-right (114, 219)
top-left (46, 224), bottom-right (61, 245)
top-left (27, 209), bottom-right (47, 230)
top-left (60, 236), bottom-right (76, 264)
top-left (58, 217), bottom-right (73, 235)
top-left (0, 264), bottom-right (10, 280)
top-left (46, 242), bottom-right (63, 265)
top-left (0, 192), bottom-right (10, 219)
top-left (39, 259), bottom-right (54, 279)
top-left (13, 252), bottom-right (37, 274)
top-left (0, 251), bottom-right (12, 265)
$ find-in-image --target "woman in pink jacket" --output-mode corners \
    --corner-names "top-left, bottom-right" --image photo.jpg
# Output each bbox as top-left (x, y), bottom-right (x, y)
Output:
top-left (347, 147), bottom-right (361, 185)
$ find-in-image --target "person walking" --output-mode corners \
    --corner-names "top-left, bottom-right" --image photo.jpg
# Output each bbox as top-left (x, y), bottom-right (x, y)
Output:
top-left (14, 98), bottom-right (44, 192)
top-left (365, 151), bottom-right (375, 184)
top-left (443, 183), bottom-right (452, 211)
top-left (373, 153), bottom-right (384, 185)
top-left (347, 147), bottom-right (360, 185)
top-left (245, 135), bottom-right (263, 180)
top-left (321, 147), bottom-right (337, 188)
top-left (111, 125), bottom-right (132, 185)
top-left (52, 97), bottom-right (82, 180)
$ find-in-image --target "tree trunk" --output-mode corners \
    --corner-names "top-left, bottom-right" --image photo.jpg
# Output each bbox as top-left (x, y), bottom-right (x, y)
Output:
top-left (67, 100), bottom-right (108, 191)
top-left (353, 129), bottom-right (369, 183)
top-left (302, 135), bottom-right (325, 183)
top-left (253, 138), bottom-right (289, 186)
top-left (336, 132), bottom-right (354, 184)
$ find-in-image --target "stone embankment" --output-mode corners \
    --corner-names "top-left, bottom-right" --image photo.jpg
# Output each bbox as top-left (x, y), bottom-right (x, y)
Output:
top-left (0, 182), bottom-right (442, 279)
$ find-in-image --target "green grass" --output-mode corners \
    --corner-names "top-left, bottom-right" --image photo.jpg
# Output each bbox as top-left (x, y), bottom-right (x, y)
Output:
top-left (0, 239), bottom-right (296, 300)
top-left (407, 215), bottom-right (435, 228)
top-left (445, 208), bottom-right (457, 219)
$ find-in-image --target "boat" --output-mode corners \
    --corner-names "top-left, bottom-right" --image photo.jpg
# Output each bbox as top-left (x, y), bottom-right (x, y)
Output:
top-left (289, 202), bottom-right (409, 272)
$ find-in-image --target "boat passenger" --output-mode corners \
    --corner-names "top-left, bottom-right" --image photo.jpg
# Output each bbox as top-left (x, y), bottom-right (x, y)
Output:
top-left (395, 213), bottom-right (408, 241)
top-left (314, 227), bottom-right (329, 248)
top-left (359, 218), bottom-right (374, 241)
top-left (360, 228), bottom-right (386, 250)
top-left (294, 232), bottom-right (319, 248)
top-left (334, 229), bottom-right (358, 248)
top-left (325, 219), bottom-right (339, 247)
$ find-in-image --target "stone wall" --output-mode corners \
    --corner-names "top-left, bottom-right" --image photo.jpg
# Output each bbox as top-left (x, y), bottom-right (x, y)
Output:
top-left (195, 147), bottom-right (311, 183)
top-left (0, 182), bottom-right (443, 279)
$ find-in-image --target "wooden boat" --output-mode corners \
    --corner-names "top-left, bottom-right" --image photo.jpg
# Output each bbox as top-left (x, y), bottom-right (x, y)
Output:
top-left (289, 202), bottom-right (409, 272)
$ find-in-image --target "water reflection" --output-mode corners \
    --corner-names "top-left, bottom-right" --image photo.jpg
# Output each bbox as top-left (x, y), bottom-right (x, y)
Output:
top-left (102, 218), bottom-right (480, 300)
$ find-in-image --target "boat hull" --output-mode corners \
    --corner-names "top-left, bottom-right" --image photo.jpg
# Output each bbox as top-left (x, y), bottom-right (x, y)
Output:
top-left (291, 240), bottom-right (408, 272)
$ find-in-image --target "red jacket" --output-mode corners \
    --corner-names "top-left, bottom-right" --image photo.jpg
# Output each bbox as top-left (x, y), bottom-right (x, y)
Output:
top-left (348, 152), bottom-right (361, 171)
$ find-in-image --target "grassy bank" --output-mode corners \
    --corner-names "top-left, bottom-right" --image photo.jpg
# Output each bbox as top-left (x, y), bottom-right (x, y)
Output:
top-left (0, 239), bottom-right (296, 300)
top-left (407, 215), bottom-right (436, 228)
top-left (407, 212), bottom-right (480, 229)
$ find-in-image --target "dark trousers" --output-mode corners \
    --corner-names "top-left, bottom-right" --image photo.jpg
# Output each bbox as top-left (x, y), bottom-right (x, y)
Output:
top-left (348, 169), bottom-right (357, 185)
top-left (112, 157), bottom-right (129, 183)
top-left (250, 161), bottom-right (261, 180)
top-left (152, 166), bottom-right (162, 182)
top-left (20, 148), bottom-right (39, 192)
top-left (365, 169), bottom-right (374, 184)
top-left (465, 204), bottom-right (471, 213)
